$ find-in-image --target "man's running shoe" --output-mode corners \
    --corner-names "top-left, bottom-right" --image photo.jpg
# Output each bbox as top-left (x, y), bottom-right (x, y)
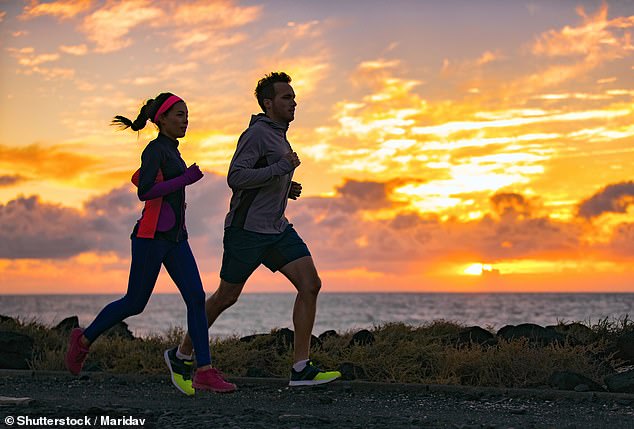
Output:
top-left (288, 361), bottom-right (341, 387)
top-left (65, 328), bottom-right (89, 375)
top-left (192, 367), bottom-right (237, 393)
top-left (164, 347), bottom-right (195, 396)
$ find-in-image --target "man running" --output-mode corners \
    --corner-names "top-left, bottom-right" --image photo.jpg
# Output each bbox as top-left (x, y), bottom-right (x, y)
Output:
top-left (164, 72), bottom-right (341, 394)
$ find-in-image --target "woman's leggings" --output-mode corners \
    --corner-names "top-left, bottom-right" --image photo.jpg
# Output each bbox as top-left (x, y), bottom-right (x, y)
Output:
top-left (83, 237), bottom-right (211, 366)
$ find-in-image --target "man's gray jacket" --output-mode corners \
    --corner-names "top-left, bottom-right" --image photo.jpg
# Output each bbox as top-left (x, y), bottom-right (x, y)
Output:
top-left (224, 114), bottom-right (296, 233)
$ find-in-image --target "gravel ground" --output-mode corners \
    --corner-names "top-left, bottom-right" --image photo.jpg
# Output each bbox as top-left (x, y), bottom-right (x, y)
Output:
top-left (0, 370), bottom-right (633, 428)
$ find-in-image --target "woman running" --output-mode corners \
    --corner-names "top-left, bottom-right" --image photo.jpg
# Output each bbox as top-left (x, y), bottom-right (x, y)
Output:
top-left (64, 92), bottom-right (236, 395)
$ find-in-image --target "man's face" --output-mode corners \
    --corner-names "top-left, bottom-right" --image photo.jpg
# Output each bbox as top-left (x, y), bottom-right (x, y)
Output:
top-left (267, 82), bottom-right (296, 124)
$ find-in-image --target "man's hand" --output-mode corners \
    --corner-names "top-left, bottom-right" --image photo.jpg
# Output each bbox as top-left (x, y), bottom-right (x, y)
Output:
top-left (289, 181), bottom-right (302, 200)
top-left (284, 151), bottom-right (301, 169)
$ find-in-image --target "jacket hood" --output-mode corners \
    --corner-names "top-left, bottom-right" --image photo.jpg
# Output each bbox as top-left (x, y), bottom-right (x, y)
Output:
top-left (249, 113), bottom-right (289, 131)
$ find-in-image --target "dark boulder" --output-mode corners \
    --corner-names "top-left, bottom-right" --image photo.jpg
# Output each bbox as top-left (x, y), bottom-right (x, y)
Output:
top-left (456, 326), bottom-right (496, 347)
top-left (54, 316), bottom-right (79, 333)
top-left (274, 327), bottom-right (295, 347)
top-left (240, 329), bottom-right (319, 354)
top-left (497, 323), bottom-right (564, 345)
top-left (546, 323), bottom-right (597, 345)
top-left (349, 329), bottom-right (375, 346)
top-left (0, 331), bottom-right (34, 369)
top-left (318, 330), bottom-right (340, 341)
top-left (616, 332), bottom-right (634, 364)
top-left (271, 328), bottom-right (321, 351)
top-left (605, 369), bottom-right (634, 393)
top-left (104, 321), bottom-right (134, 340)
top-left (549, 370), bottom-right (605, 392)
top-left (338, 362), bottom-right (367, 380)
top-left (0, 315), bottom-right (17, 324)
top-left (240, 333), bottom-right (270, 343)
top-left (55, 317), bottom-right (133, 340)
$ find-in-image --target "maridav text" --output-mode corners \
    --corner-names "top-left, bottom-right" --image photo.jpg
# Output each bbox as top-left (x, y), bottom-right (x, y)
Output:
top-left (100, 416), bottom-right (146, 426)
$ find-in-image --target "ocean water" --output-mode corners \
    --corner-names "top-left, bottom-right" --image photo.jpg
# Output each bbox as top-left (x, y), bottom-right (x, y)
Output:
top-left (0, 293), bottom-right (632, 338)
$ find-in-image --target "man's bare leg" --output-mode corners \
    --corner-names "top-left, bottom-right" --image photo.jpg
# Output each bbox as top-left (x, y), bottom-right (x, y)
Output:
top-left (279, 256), bottom-right (321, 363)
top-left (178, 279), bottom-right (246, 356)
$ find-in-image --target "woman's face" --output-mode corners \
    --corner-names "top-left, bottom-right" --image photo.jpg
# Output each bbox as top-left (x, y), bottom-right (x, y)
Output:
top-left (158, 101), bottom-right (188, 139)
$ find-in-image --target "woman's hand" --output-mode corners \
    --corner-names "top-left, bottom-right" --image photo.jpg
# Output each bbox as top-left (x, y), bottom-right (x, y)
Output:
top-left (183, 163), bottom-right (203, 184)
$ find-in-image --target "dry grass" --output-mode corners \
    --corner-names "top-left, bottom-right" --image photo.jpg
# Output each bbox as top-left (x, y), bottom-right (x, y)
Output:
top-left (1, 316), bottom-right (628, 388)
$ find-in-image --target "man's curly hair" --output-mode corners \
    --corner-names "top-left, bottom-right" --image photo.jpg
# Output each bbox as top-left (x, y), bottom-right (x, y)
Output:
top-left (255, 72), bottom-right (292, 112)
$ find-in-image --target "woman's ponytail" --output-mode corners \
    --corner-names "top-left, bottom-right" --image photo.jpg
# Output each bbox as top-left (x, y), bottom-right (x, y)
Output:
top-left (111, 93), bottom-right (174, 132)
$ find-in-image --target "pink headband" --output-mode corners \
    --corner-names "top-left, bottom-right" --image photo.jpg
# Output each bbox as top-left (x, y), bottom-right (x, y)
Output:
top-left (153, 95), bottom-right (183, 123)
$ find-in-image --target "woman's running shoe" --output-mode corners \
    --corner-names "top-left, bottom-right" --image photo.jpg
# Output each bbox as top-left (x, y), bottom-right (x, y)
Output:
top-left (64, 328), bottom-right (89, 375)
top-left (192, 367), bottom-right (237, 393)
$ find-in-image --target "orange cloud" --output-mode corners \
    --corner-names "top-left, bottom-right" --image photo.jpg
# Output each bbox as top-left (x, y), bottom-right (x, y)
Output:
top-left (20, 0), bottom-right (93, 20)
top-left (21, 66), bottom-right (75, 80)
top-left (168, 0), bottom-right (260, 60)
top-left (531, 3), bottom-right (632, 58)
top-left (17, 52), bottom-right (59, 66)
top-left (520, 3), bottom-right (633, 90)
top-left (7, 47), bottom-right (76, 80)
top-left (59, 44), bottom-right (88, 56)
top-left (476, 50), bottom-right (502, 66)
top-left (7, 47), bottom-right (53, 65)
top-left (80, 0), bottom-right (162, 53)
top-left (172, 0), bottom-right (260, 26)
top-left (441, 49), bottom-right (503, 76)
top-left (0, 143), bottom-right (100, 182)
top-left (122, 62), bottom-right (200, 86)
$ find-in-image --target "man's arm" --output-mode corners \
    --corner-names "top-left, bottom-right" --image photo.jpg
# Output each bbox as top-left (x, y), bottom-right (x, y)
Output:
top-left (227, 133), bottom-right (300, 190)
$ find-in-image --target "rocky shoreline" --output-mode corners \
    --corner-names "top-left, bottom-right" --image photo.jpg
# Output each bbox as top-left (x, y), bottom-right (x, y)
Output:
top-left (3, 315), bottom-right (634, 395)
top-left (2, 314), bottom-right (634, 427)
top-left (1, 370), bottom-right (633, 428)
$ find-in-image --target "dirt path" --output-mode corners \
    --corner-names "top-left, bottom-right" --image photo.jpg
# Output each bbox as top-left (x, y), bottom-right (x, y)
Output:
top-left (0, 371), bottom-right (633, 428)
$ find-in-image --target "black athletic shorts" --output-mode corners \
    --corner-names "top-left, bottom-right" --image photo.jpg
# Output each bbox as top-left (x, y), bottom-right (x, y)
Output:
top-left (219, 224), bottom-right (311, 283)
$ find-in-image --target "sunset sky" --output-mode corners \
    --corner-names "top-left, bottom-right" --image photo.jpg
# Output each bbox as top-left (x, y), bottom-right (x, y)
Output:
top-left (1, 0), bottom-right (633, 294)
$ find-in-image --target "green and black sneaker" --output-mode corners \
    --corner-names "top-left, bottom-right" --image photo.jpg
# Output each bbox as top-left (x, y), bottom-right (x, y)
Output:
top-left (164, 347), bottom-right (195, 396)
top-left (289, 361), bottom-right (341, 387)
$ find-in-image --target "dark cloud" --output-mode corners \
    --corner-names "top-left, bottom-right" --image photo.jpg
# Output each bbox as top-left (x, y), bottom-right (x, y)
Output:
top-left (0, 175), bottom-right (26, 187)
top-left (0, 172), bottom-right (229, 259)
top-left (490, 192), bottom-right (532, 218)
top-left (2, 176), bottom-right (631, 267)
top-left (179, 173), bottom-right (231, 248)
top-left (335, 179), bottom-right (391, 210)
top-left (0, 196), bottom-right (94, 259)
top-left (471, 215), bottom-right (581, 259)
top-left (578, 181), bottom-right (634, 218)
top-left (83, 184), bottom-right (142, 254)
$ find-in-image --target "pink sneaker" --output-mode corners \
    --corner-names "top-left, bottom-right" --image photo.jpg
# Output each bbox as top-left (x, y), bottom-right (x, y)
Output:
top-left (192, 368), bottom-right (237, 393)
top-left (64, 328), bottom-right (89, 375)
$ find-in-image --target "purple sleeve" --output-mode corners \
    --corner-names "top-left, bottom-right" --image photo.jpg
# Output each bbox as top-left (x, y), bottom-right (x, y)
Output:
top-left (139, 175), bottom-right (189, 201)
